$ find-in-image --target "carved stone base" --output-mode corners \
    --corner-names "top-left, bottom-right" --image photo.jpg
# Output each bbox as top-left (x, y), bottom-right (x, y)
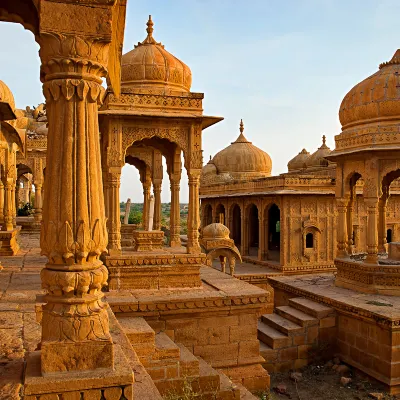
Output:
top-left (335, 258), bottom-right (400, 296)
top-left (132, 230), bottom-right (164, 252)
top-left (121, 224), bottom-right (139, 247)
top-left (16, 217), bottom-right (41, 232)
top-left (24, 345), bottom-right (133, 399)
top-left (0, 226), bottom-right (21, 256)
top-left (104, 251), bottom-right (205, 290)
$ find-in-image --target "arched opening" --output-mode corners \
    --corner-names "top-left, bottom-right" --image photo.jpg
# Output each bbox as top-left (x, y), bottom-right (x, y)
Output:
top-left (306, 232), bottom-right (314, 249)
top-left (248, 204), bottom-right (259, 257)
top-left (203, 204), bottom-right (213, 227)
top-left (231, 204), bottom-right (241, 248)
top-left (387, 228), bottom-right (393, 244)
top-left (215, 203), bottom-right (225, 225)
top-left (268, 204), bottom-right (280, 261)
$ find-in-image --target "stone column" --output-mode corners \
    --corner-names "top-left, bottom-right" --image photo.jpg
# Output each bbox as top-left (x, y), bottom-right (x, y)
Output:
top-left (37, 32), bottom-right (112, 374)
top-left (346, 197), bottom-right (354, 254)
top-left (242, 215), bottom-right (249, 256)
top-left (107, 171), bottom-right (121, 255)
top-left (15, 178), bottom-right (20, 213)
top-left (11, 182), bottom-right (16, 227)
top-left (187, 171), bottom-right (201, 254)
top-left (142, 181), bottom-right (151, 230)
top-left (148, 195), bottom-right (155, 231)
top-left (365, 197), bottom-right (379, 264)
top-left (336, 197), bottom-right (348, 258)
top-left (33, 183), bottom-right (43, 223)
top-left (259, 213), bottom-right (265, 261)
top-left (170, 176), bottom-right (181, 247)
top-left (124, 198), bottom-right (131, 225)
top-left (378, 193), bottom-right (389, 253)
top-left (0, 181), bottom-right (4, 224)
top-left (153, 183), bottom-right (162, 230)
top-left (24, 181), bottom-right (30, 204)
top-left (3, 180), bottom-right (13, 231)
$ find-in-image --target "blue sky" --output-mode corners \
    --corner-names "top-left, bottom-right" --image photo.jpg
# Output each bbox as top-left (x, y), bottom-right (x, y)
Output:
top-left (0, 0), bottom-right (399, 202)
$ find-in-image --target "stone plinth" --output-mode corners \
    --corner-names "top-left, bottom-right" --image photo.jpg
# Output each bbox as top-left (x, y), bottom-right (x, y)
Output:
top-left (16, 216), bottom-right (41, 232)
top-left (335, 258), bottom-right (400, 296)
top-left (388, 242), bottom-right (400, 260)
top-left (103, 251), bottom-right (205, 290)
top-left (133, 230), bottom-right (164, 252)
top-left (268, 273), bottom-right (400, 395)
top-left (121, 224), bottom-right (139, 247)
top-left (0, 226), bottom-right (21, 255)
top-left (107, 267), bottom-right (270, 393)
top-left (24, 344), bottom-right (133, 399)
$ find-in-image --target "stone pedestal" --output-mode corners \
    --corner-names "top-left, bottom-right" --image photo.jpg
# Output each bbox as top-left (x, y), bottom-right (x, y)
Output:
top-left (121, 223), bottom-right (138, 247)
top-left (0, 226), bottom-right (21, 255)
top-left (132, 230), bottom-right (164, 252)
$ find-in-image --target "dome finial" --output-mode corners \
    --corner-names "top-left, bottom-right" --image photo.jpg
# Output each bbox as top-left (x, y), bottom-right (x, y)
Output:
top-left (146, 15), bottom-right (154, 37)
top-left (240, 119), bottom-right (244, 134)
top-left (137, 14), bottom-right (161, 46)
top-left (322, 135), bottom-right (326, 145)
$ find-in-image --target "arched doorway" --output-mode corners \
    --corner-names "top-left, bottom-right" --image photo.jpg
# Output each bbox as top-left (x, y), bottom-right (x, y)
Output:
top-left (268, 204), bottom-right (280, 261)
top-left (215, 203), bottom-right (225, 224)
top-left (248, 204), bottom-right (259, 257)
top-left (203, 204), bottom-right (213, 226)
top-left (231, 204), bottom-right (241, 248)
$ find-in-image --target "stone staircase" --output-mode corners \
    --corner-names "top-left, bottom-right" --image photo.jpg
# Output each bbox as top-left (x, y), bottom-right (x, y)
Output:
top-left (119, 316), bottom-right (258, 399)
top-left (258, 297), bottom-right (337, 372)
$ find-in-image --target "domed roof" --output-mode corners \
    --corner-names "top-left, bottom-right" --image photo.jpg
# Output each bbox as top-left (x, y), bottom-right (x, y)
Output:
top-left (306, 136), bottom-right (332, 168)
top-left (202, 223), bottom-right (230, 240)
top-left (0, 80), bottom-right (16, 121)
top-left (121, 16), bottom-right (192, 92)
top-left (212, 120), bottom-right (272, 179)
top-left (339, 49), bottom-right (400, 128)
top-left (288, 149), bottom-right (310, 172)
top-left (202, 156), bottom-right (217, 177)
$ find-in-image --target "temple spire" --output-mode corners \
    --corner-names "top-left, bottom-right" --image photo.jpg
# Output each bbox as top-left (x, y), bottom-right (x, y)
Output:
top-left (232, 119), bottom-right (251, 144)
top-left (137, 14), bottom-right (162, 47)
top-left (240, 119), bottom-right (244, 134)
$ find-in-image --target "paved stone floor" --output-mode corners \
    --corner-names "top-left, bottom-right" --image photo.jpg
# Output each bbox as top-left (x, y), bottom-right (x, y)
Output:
top-left (0, 232), bottom-right (45, 399)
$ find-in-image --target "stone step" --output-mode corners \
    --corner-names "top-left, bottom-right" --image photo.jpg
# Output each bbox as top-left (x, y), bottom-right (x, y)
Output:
top-left (275, 305), bottom-right (318, 327)
top-left (154, 332), bottom-right (180, 360)
top-left (233, 382), bottom-right (260, 400)
top-left (257, 321), bottom-right (290, 349)
top-left (261, 313), bottom-right (303, 336)
top-left (118, 316), bottom-right (155, 345)
top-left (259, 341), bottom-right (278, 364)
top-left (196, 357), bottom-right (221, 393)
top-left (289, 297), bottom-right (334, 319)
top-left (177, 343), bottom-right (200, 377)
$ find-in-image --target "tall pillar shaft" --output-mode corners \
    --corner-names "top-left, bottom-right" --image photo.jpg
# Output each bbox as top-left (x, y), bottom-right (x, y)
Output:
top-left (33, 183), bottom-right (43, 223)
top-left (187, 172), bottom-right (201, 254)
top-left (170, 179), bottom-right (181, 247)
top-left (336, 198), bottom-right (348, 258)
top-left (38, 33), bottom-right (112, 374)
top-left (142, 183), bottom-right (151, 230)
top-left (346, 198), bottom-right (354, 254)
top-left (365, 197), bottom-right (379, 264)
top-left (378, 196), bottom-right (388, 253)
top-left (0, 181), bottom-right (4, 224)
top-left (107, 172), bottom-right (121, 255)
top-left (153, 183), bottom-right (162, 230)
top-left (3, 181), bottom-right (13, 231)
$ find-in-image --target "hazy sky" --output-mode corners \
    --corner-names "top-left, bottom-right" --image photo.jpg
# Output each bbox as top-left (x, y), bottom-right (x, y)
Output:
top-left (0, 0), bottom-right (399, 202)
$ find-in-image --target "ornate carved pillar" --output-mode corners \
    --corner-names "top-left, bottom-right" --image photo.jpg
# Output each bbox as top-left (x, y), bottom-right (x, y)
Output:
top-left (142, 180), bottom-right (151, 230)
top-left (33, 158), bottom-right (44, 223)
top-left (37, 32), bottom-right (113, 374)
top-left (0, 180), bottom-right (4, 224)
top-left (378, 189), bottom-right (389, 253)
top-left (346, 194), bottom-right (354, 254)
top-left (3, 179), bottom-right (13, 231)
top-left (187, 170), bottom-right (201, 254)
top-left (107, 171), bottom-right (122, 255)
top-left (365, 197), bottom-right (379, 264)
top-left (170, 175), bottom-right (181, 247)
top-left (153, 182), bottom-right (162, 230)
top-left (258, 211), bottom-right (264, 260)
top-left (11, 181), bottom-right (16, 227)
top-left (15, 178), bottom-right (20, 215)
top-left (242, 211), bottom-right (249, 256)
top-left (336, 197), bottom-right (349, 258)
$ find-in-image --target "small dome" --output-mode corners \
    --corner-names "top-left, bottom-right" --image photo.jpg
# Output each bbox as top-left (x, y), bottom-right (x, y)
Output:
top-left (202, 156), bottom-right (217, 177)
top-left (288, 149), bottom-right (310, 172)
top-left (212, 120), bottom-right (272, 179)
top-left (202, 223), bottom-right (230, 240)
top-left (306, 136), bottom-right (332, 168)
top-left (121, 16), bottom-right (192, 92)
top-left (0, 80), bottom-right (16, 121)
top-left (339, 49), bottom-right (400, 128)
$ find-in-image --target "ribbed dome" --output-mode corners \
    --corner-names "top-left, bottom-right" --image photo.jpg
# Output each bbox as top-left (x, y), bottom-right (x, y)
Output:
top-left (202, 223), bottom-right (230, 240)
top-left (339, 49), bottom-right (400, 128)
top-left (202, 157), bottom-right (217, 177)
top-left (212, 120), bottom-right (272, 179)
top-left (288, 149), bottom-right (310, 172)
top-left (0, 80), bottom-right (16, 121)
top-left (306, 136), bottom-right (332, 168)
top-left (121, 16), bottom-right (192, 92)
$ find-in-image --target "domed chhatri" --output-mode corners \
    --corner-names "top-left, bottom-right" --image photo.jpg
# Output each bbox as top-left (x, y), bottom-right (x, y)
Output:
top-left (0, 80), bottom-right (16, 121)
top-left (121, 15), bottom-right (192, 92)
top-left (288, 148), bottom-right (310, 172)
top-left (202, 223), bottom-right (231, 240)
top-left (212, 119), bottom-right (272, 179)
top-left (306, 135), bottom-right (331, 168)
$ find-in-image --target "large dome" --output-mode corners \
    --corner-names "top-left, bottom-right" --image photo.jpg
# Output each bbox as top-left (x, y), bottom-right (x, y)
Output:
top-left (212, 120), bottom-right (272, 179)
top-left (121, 16), bottom-right (192, 92)
top-left (339, 50), bottom-right (400, 128)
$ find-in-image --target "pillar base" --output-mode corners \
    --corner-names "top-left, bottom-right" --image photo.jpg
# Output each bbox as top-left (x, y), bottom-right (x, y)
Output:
top-left (133, 230), bottom-right (164, 252)
top-left (0, 226), bottom-right (21, 256)
top-left (24, 345), bottom-right (133, 399)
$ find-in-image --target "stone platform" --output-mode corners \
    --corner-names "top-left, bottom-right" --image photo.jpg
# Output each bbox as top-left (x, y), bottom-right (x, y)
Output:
top-left (103, 248), bottom-right (207, 290)
top-left (268, 273), bottom-right (400, 394)
top-left (15, 217), bottom-right (41, 233)
top-left (0, 226), bottom-right (21, 256)
top-left (107, 266), bottom-right (271, 392)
